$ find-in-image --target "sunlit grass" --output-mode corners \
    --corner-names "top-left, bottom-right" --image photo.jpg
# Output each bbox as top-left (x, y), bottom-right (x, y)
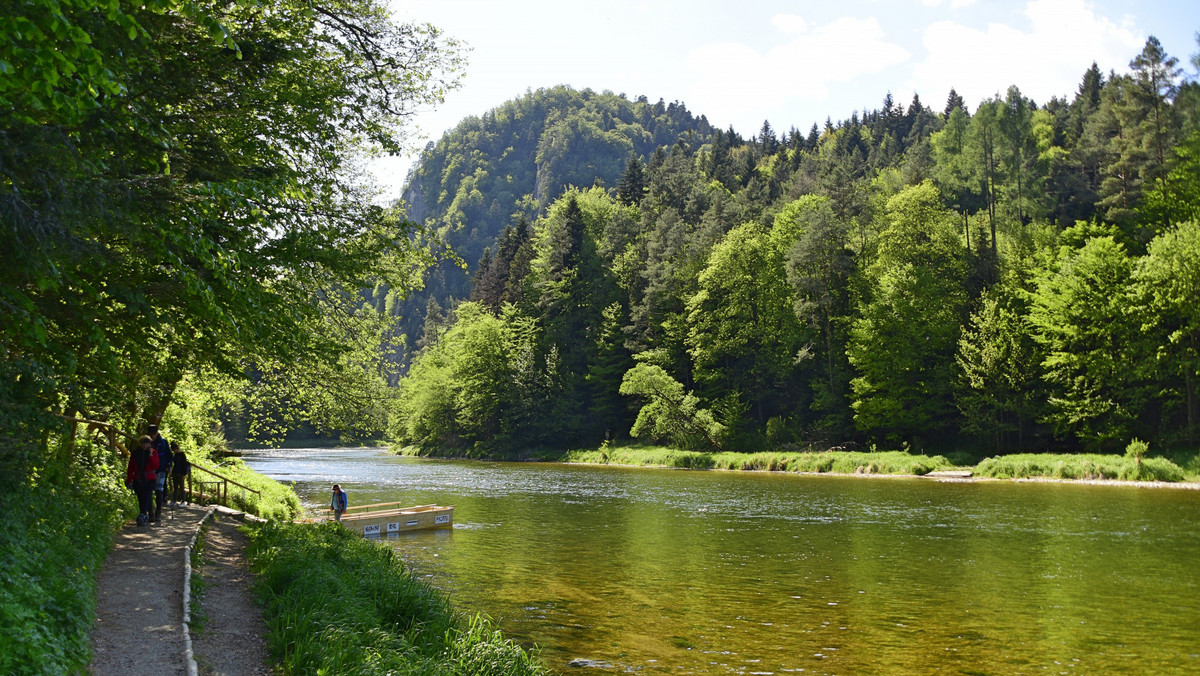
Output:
top-left (562, 445), bottom-right (954, 475)
top-left (189, 456), bottom-right (301, 520)
top-left (244, 521), bottom-right (547, 675)
top-left (974, 453), bottom-right (1186, 482)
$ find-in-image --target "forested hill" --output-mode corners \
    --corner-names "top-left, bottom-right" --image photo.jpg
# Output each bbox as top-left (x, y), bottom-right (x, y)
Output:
top-left (383, 87), bottom-right (717, 353)
top-left (390, 37), bottom-right (1200, 457)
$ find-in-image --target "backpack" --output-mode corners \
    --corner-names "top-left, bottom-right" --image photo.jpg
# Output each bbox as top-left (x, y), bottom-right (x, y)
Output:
top-left (133, 450), bottom-right (152, 483)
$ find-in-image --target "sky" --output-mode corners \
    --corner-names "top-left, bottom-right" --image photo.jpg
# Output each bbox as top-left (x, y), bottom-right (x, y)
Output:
top-left (372, 0), bottom-right (1200, 197)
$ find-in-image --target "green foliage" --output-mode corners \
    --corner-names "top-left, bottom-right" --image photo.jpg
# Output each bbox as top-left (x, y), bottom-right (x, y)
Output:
top-left (686, 221), bottom-right (805, 422)
top-left (379, 38), bottom-right (1200, 459)
top-left (619, 363), bottom-right (725, 451)
top-left (0, 437), bottom-right (127, 675)
top-left (780, 195), bottom-right (854, 434)
top-left (974, 453), bottom-right (1184, 482)
top-left (244, 521), bottom-right (546, 675)
top-left (391, 302), bottom-right (556, 453)
top-left (1029, 234), bottom-right (1141, 447)
top-left (956, 284), bottom-right (1043, 451)
top-left (848, 181), bottom-right (966, 444)
top-left (1143, 130), bottom-right (1200, 227)
top-left (1132, 221), bottom-right (1200, 444)
top-left (1, 0), bottom-right (462, 467)
top-left (1125, 438), bottom-right (1150, 462)
top-left (393, 88), bottom-right (716, 354)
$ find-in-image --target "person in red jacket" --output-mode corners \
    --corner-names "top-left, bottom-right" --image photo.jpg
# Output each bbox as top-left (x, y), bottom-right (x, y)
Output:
top-left (126, 435), bottom-right (160, 527)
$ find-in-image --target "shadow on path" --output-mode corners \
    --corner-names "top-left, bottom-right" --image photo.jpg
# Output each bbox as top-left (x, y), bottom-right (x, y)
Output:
top-left (89, 504), bottom-right (208, 675)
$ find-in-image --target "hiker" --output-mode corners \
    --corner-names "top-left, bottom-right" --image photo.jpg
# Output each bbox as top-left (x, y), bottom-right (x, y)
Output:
top-left (169, 442), bottom-right (190, 506)
top-left (126, 436), bottom-right (159, 526)
top-left (331, 484), bottom-right (348, 522)
top-left (148, 424), bottom-right (172, 523)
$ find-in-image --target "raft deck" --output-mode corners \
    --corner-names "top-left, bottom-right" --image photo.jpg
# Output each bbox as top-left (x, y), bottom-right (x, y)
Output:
top-left (304, 502), bottom-right (454, 537)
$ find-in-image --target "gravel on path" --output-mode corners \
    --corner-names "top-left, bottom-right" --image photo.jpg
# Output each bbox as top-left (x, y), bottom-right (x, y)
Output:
top-left (191, 513), bottom-right (272, 676)
top-left (89, 503), bottom-right (210, 675)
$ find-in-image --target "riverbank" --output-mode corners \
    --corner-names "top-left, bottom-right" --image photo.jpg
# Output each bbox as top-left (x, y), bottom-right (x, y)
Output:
top-left (395, 442), bottom-right (1200, 486)
top-left (84, 500), bottom-right (548, 676)
top-left (243, 520), bottom-right (547, 675)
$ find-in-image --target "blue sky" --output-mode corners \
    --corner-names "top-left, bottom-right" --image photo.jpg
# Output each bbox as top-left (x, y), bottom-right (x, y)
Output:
top-left (374, 0), bottom-right (1200, 196)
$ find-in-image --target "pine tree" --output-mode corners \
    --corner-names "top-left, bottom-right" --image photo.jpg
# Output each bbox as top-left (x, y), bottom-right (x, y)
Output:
top-left (616, 155), bottom-right (647, 206)
top-left (944, 88), bottom-right (966, 118)
top-left (1129, 36), bottom-right (1182, 195)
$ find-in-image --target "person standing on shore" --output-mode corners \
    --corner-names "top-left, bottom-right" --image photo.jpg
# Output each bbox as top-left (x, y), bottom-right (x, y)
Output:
top-left (331, 484), bottom-right (348, 522)
top-left (126, 436), bottom-right (159, 526)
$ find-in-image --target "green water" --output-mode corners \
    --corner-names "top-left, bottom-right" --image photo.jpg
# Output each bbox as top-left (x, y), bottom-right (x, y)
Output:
top-left (242, 448), bottom-right (1200, 674)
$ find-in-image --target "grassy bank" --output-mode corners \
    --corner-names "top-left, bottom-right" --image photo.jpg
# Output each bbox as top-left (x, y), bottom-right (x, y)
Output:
top-left (190, 456), bottom-right (301, 520)
top-left (395, 443), bottom-right (954, 475)
top-left (0, 447), bottom-right (127, 675)
top-left (975, 453), bottom-right (1188, 482)
top-left (562, 444), bottom-right (955, 475)
top-left (0, 430), bottom-right (300, 675)
top-left (400, 441), bottom-right (1200, 484)
top-left (244, 521), bottom-right (546, 675)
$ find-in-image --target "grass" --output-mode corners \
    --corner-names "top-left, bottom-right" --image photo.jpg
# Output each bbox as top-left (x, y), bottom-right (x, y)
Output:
top-left (401, 439), bottom-right (1200, 485)
top-left (1161, 447), bottom-right (1200, 481)
top-left (244, 521), bottom-right (548, 675)
top-left (0, 446), bottom-right (128, 675)
top-left (974, 453), bottom-right (1187, 482)
top-left (562, 444), bottom-right (955, 475)
top-left (189, 456), bottom-right (301, 520)
top-left (188, 524), bottom-right (209, 633)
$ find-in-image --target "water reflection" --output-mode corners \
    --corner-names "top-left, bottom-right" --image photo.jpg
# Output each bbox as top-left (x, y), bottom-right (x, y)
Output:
top-left (243, 447), bottom-right (1200, 674)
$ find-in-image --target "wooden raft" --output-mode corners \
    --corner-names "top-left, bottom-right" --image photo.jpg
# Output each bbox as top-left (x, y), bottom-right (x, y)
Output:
top-left (301, 501), bottom-right (454, 537)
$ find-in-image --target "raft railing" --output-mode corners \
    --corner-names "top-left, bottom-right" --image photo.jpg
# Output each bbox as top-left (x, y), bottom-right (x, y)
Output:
top-left (334, 501), bottom-right (438, 516)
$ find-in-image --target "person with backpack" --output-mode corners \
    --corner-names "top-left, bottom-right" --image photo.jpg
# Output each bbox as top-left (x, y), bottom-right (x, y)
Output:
top-left (148, 424), bottom-right (172, 523)
top-left (330, 484), bottom-right (348, 522)
top-left (169, 442), bottom-right (190, 506)
top-left (126, 436), bottom-right (159, 527)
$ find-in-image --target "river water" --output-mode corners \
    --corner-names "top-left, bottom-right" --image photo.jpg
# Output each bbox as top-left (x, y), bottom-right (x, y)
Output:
top-left (241, 447), bottom-right (1200, 674)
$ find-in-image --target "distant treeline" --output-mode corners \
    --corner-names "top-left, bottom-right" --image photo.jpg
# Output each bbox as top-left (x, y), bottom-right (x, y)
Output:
top-left (389, 37), bottom-right (1200, 456)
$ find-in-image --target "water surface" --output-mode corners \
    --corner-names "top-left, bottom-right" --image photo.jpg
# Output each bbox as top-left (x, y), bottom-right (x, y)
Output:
top-left (242, 447), bottom-right (1200, 674)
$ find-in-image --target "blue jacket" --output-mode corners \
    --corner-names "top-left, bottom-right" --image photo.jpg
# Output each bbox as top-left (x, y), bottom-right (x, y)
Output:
top-left (331, 490), bottom-right (348, 512)
top-left (151, 435), bottom-right (172, 475)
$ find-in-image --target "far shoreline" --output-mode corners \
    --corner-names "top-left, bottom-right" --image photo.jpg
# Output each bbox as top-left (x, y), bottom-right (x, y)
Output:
top-left (391, 443), bottom-right (1200, 490)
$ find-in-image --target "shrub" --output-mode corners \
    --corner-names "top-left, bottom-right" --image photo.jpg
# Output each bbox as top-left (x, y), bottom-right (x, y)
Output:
top-left (0, 439), bottom-right (128, 675)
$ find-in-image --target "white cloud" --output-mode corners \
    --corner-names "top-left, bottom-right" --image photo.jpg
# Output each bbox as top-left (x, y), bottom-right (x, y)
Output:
top-left (922, 0), bottom-right (977, 8)
top-left (771, 14), bottom-right (808, 35)
top-left (911, 0), bottom-right (1143, 109)
top-left (686, 15), bottom-right (910, 130)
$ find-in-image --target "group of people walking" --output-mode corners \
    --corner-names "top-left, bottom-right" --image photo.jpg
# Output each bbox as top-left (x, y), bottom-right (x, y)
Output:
top-left (125, 424), bottom-right (192, 526)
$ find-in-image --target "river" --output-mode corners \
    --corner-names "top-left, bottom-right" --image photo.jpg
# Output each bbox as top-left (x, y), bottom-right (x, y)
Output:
top-left (241, 447), bottom-right (1200, 674)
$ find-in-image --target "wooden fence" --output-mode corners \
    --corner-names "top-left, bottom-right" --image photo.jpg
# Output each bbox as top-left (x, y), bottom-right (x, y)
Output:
top-left (187, 463), bottom-right (260, 508)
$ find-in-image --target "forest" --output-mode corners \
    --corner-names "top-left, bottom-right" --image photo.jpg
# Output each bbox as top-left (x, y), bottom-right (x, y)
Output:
top-left (388, 36), bottom-right (1200, 457)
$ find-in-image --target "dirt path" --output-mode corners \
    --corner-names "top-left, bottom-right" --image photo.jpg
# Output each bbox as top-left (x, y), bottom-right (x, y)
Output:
top-left (89, 504), bottom-right (272, 676)
top-left (191, 513), bottom-right (272, 675)
top-left (90, 503), bottom-right (208, 675)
